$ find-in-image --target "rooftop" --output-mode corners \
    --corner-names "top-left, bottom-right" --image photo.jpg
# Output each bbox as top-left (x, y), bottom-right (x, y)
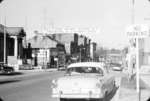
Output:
top-left (0, 24), bottom-right (26, 37)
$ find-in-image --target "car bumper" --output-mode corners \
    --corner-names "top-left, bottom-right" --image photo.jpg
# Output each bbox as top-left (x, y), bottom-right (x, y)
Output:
top-left (52, 89), bottom-right (104, 99)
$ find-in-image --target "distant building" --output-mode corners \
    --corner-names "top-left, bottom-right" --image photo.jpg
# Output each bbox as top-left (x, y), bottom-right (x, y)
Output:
top-left (107, 49), bottom-right (123, 64)
top-left (27, 32), bottom-right (66, 68)
top-left (78, 35), bottom-right (91, 62)
top-left (78, 35), bottom-right (85, 46)
top-left (142, 38), bottom-right (150, 65)
top-left (50, 33), bottom-right (78, 55)
top-left (50, 33), bottom-right (92, 62)
top-left (27, 34), bottom-right (57, 67)
top-left (0, 24), bottom-right (26, 69)
top-left (90, 42), bottom-right (97, 61)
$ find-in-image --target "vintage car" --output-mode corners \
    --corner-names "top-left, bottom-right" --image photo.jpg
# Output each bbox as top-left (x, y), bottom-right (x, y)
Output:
top-left (0, 64), bottom-right (14, 74)
top-left (51, 62), bottom-right (116, 101)
top-left (110, 63), bottom-right (123, 71)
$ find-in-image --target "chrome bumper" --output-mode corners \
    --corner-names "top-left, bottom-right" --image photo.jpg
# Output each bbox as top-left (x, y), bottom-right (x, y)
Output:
top-left (52, 89), bottom-right (104, 99)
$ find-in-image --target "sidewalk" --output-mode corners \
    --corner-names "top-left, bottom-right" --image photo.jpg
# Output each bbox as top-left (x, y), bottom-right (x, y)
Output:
top-left (118, 74), bottom-right (150, 101)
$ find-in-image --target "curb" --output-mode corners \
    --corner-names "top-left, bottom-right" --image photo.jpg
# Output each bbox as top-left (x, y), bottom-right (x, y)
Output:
top-left (118, 75), bottom-right (150, 101)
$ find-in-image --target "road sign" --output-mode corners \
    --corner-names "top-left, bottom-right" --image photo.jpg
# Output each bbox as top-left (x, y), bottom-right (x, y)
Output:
top-left (126, 24), bottom-right (149, 38)
top-left (126, 24), bottom-right (149, 100)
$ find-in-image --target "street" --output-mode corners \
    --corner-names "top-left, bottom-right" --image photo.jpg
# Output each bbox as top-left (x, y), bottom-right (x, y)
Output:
top-left (0, 70), bottom-right (64, 101)
top-left (0, 70), bottom-right (124, 101)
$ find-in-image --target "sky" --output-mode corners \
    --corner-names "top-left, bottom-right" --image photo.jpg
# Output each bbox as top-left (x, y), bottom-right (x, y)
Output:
top-left (0, 0), bottom-right (150, 49)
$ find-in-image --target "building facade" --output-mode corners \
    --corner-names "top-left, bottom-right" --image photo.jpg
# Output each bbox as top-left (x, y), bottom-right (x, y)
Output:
top-left (0, 24), bottom-right (26, 69)
top-left (90, 42), bottom-right (97, 61)
top-left (50, 33), bottom-right (92, 62)
top-left (27, 32), bottom-right (66, 69)
top-left (50, 33), bottom-right (78, 55)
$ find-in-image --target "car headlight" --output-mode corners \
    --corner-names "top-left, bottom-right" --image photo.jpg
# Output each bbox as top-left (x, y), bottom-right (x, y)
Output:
top-left (52, 80), bottom-right (58, 88)
top-left (89, 91), bottom-right (92, 97)
top-left (96, 80), bottom-right (103, 88)
top-left (96, 83), bottom-right (101, 88)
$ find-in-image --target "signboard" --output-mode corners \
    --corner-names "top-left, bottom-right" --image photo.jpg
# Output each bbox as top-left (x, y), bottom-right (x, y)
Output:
top-left (7, 56), bottom-right (17, 65)
top-left (126, 24), bottom-right (149, 96)
top-left (126, 24), bottom-right (149, 38)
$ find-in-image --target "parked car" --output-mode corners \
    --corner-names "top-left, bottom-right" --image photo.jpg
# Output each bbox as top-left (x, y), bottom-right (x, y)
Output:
top-left (19, 64), bottom-right (33, 70)
top-left (0, 64), bottom-right (14, 74)
top-left (110, 63), bottom-right (123, 71)
top-left (51, 62), bottom-right (116, 101)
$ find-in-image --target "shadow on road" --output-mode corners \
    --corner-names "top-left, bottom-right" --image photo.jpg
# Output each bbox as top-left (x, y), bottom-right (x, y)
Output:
top-left (0, 97), bottom-right (4, 101)
top-left (0, 72), bottom-right (24, 76)
top-left (147, 97), bottom-right (150, 101)
top-left (0, 79), bottom-right (20, 85)
top-left (104, 86), bottom-right (119, 101)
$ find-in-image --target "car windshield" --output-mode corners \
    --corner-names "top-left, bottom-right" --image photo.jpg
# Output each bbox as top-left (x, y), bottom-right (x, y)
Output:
top-left (66, 67), bottom-right (103, 75)
top-left (110, 63), bottom-right (121, 67)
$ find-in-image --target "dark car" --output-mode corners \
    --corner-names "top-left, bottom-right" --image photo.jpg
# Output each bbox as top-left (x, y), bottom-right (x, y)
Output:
top-left (0, 64), bottom-right (14, 74)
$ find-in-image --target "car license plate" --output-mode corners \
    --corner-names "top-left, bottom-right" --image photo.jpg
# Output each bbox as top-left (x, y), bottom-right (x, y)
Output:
top-left (72, 89), bottom-right (80, 93)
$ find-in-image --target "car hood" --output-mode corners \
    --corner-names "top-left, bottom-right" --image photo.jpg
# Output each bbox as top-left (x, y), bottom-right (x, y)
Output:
top-left (56, 74), bottom-right (103, 89)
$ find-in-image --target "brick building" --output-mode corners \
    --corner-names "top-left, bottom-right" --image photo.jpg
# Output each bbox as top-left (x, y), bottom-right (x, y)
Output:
top-left (49, 33), bottom-right (92, 62)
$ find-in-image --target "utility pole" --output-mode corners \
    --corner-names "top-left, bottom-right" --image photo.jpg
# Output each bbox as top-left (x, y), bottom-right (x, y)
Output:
top-left (3, 16), bottom-right (6, 64)
top-left (24, 16), bottom-right (28, 48)
top-left (131, 0), bottom-right (135, 24)
top-left (136, 37), bottom-right (140, 101)
top-left (1, 0), bottom-right (6, 64)
top-left (131, 0), bottom-right (140, 101)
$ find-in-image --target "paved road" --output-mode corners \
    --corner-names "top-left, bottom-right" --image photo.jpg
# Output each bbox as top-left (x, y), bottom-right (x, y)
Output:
top-left (0, 70), bottom-right (124, 101)
top-left (0, 70), bottom-right (64, 101)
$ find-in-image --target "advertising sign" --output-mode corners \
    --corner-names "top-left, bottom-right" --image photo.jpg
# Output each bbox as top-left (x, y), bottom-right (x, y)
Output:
top-left (126, 24), bottom-right (149, 38)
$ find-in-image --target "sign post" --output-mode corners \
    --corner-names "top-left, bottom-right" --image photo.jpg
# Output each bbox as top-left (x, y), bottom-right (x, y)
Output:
top-left (126, 24), bottom-right (149, 101)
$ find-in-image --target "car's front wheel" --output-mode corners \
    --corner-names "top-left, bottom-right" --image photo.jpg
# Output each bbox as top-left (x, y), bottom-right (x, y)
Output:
top-left (91, 99), bottom-right (101, 101)
top-left (102, 91), bottom-right (108, 101)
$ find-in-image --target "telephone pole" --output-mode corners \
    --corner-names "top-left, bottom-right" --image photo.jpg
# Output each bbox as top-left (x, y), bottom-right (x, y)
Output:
top-left (3, 16), bottom-right (6, 64)
top-left (131, 0), bottom-right (140, 101)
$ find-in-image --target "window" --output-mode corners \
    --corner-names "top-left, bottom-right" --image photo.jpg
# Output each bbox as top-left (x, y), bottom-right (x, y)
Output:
top-left (67, 67), bottom-right (103, 75)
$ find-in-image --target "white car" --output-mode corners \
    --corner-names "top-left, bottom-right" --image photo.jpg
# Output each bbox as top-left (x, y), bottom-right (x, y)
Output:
top-left (110, 63), bottom-right (123, 71)
top-left (51, 62), bottom-right (115, 101)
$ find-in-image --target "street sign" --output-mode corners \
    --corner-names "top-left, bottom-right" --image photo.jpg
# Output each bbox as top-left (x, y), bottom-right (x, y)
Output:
top-left (126, 24), bottom-right (149, 38)
top-left (126, 24), bottom-right (149, 99)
